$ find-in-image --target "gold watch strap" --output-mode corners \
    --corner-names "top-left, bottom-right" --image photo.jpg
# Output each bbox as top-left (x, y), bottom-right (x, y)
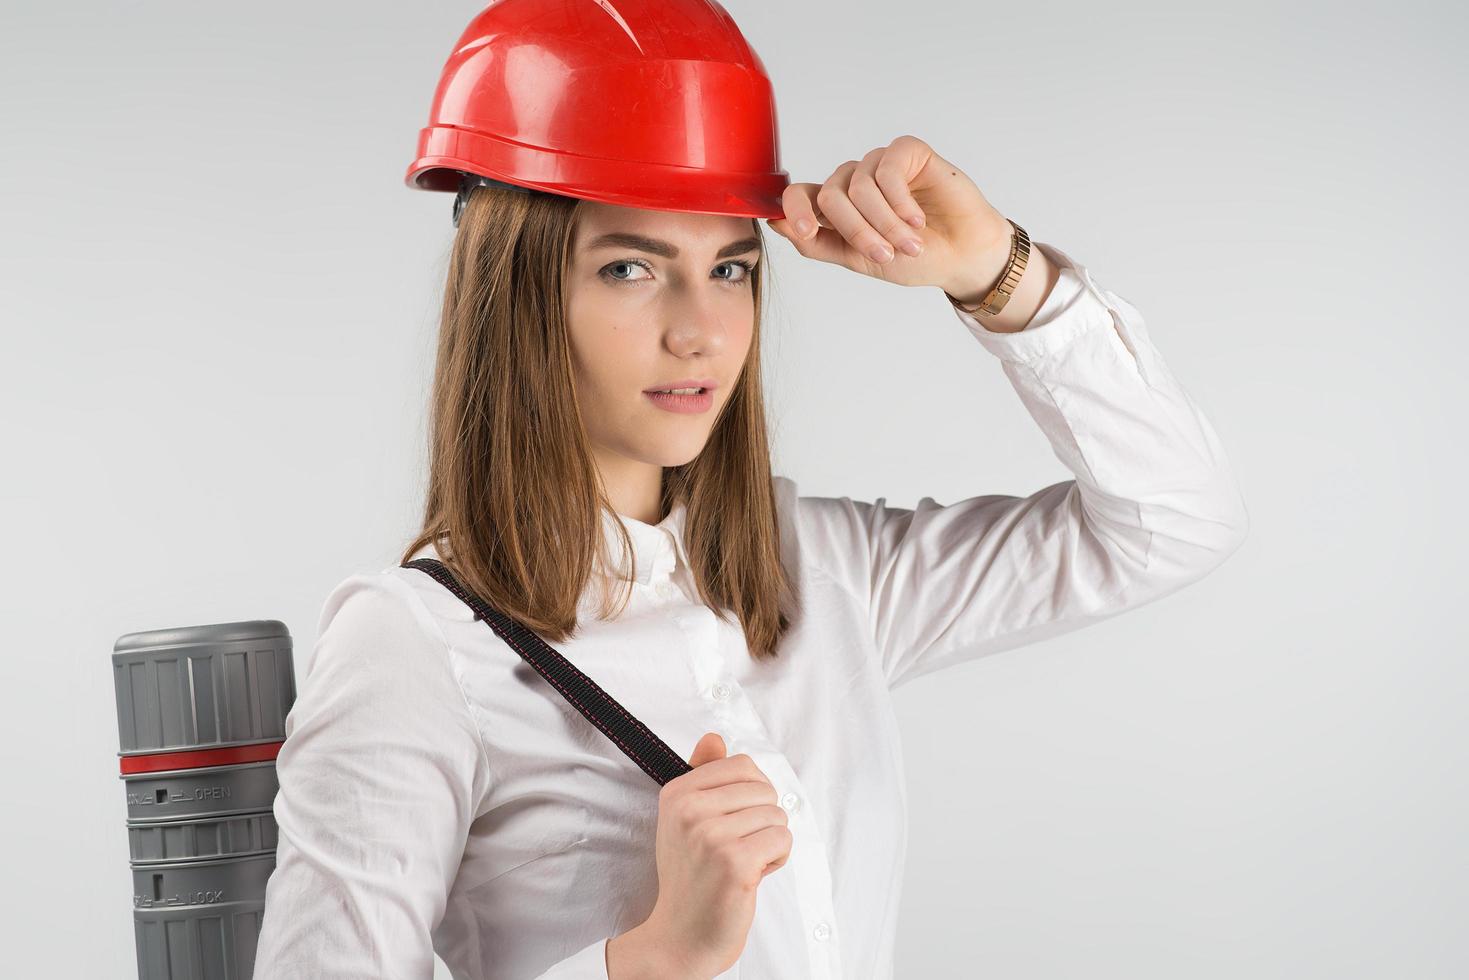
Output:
top-left (944, 218), bottom-right (1031, 317)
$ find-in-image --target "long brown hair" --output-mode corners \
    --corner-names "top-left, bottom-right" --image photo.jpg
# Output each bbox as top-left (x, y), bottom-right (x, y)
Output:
top-left (400, 184), bottom-right (794, 661)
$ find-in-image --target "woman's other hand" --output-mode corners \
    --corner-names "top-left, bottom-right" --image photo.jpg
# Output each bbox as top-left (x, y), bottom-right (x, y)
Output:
top-left (612, 732), bottom-right (791, 980)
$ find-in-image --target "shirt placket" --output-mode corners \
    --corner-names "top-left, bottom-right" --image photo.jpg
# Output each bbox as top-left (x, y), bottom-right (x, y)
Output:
top-left (661, 538), bottom-right (845, 980)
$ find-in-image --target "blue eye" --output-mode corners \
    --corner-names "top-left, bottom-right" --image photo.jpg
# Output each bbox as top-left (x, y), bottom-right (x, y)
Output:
top-left (598, 258), bottom-right (756, 287)
top-left (598, 259), bottom-right (649, 284)
top-left (716, 259), bottom-right (756, 285)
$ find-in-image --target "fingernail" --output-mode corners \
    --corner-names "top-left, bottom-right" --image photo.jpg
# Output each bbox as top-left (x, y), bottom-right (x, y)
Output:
top-left (796, 218), bottom-right (814, 236)
top-left (869, 243), bottom-right (893, 262)
top-left (899, 239), bottom-right (922, 256)
top-left (907, 214), bottom-right (925, 228)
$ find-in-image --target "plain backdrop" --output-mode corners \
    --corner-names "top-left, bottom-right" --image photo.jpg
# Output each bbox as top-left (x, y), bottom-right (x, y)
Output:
top-left (2, 1), bottom-right (1463, 977)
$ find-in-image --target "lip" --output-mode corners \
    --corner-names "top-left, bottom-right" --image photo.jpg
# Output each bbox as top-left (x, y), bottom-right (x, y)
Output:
top-left (642, 378), bottom-right (717, 393)
top-left (644, 389), bottom-right (714, 414)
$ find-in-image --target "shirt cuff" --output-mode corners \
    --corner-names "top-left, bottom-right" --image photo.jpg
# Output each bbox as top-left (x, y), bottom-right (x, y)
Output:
top-left (950, 240), bottom-right (1118, 366)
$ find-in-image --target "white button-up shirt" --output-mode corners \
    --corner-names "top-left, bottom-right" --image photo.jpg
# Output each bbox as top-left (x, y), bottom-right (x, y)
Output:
top-left (254, 241), bottom-right (1249, 979)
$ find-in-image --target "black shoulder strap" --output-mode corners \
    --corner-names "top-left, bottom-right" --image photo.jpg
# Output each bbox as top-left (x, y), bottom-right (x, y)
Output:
top-left (401, 557), bottom-right (693, 787)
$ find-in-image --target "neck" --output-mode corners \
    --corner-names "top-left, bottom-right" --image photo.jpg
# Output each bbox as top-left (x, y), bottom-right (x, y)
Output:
top-left (592, 446), bottom-right (664, 524)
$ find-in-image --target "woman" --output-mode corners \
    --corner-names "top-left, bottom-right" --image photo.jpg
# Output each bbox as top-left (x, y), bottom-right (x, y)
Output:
top-left (254, 3), bottom-right (1248, 979)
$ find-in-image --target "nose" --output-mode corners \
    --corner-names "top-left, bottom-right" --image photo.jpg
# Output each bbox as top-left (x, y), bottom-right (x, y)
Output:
top-left (661, 293), bottom-right (731, 357)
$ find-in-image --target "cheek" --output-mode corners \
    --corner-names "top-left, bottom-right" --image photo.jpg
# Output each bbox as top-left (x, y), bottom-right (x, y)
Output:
top-left (727, 315), bottom-right (756, 370)
top-left (566, 315), bottom-right (649, 406)
top-left (736, 316), bottom-right (756, 353)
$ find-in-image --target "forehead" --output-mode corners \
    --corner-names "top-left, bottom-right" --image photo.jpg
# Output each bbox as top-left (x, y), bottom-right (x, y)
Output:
top-left (573, 200), bottom-right (756, 247)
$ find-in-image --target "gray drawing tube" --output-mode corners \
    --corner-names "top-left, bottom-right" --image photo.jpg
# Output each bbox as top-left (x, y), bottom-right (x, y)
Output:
top-left (113, 620), bottom-right (295, 979)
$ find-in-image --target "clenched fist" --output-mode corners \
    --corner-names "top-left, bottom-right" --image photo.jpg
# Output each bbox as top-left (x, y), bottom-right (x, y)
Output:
top-left (608, 732), bottom-right (792, 980)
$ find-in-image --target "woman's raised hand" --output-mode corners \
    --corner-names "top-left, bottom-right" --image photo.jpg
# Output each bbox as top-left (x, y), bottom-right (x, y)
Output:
top-left (765, 134), bottom-right (1015, 298)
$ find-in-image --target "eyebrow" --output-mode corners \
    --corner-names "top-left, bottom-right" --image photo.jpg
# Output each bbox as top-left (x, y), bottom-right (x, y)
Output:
top-left (584, 232), bottom-right (762, 260)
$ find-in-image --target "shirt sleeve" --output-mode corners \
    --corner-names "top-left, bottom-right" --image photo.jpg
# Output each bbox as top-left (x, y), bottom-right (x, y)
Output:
top-left (530, 937), bottom-right (614, 978)
top-left (794, 240), bottom-right (1250, 691)
top-left (253, 571), bottom-right (492, 979)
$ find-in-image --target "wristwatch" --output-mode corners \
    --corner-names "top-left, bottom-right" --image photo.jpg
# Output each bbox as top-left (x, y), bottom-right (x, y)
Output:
top-left (943, 218), bottom-right (1031, 317)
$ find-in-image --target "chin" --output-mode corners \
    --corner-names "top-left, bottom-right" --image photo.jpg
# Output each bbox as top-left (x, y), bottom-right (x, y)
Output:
top-left (636, 438), bottom-right (711, 469)
top-left (659, 446), bottom-right (709, 468)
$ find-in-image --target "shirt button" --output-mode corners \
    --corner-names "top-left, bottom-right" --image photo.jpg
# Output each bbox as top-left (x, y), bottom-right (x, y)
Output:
top-left (654, 580), bottom-right (676, 599)
top-left (812, 921), bottom-right (831, 942)
top-left (711, 682), bottom-right (732, 702)
top-left (779, 791), bottom-right (800, 814)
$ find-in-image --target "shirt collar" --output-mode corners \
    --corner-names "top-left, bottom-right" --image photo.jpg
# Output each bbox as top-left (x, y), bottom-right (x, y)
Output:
top-left (600, 498), bottom-right (689, 586)
top-left (406, 501), bottom-right (691, 588)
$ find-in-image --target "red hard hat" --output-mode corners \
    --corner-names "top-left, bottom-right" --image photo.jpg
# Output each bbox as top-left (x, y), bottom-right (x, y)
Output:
top-left (406, 0), bottom-right (790, 220)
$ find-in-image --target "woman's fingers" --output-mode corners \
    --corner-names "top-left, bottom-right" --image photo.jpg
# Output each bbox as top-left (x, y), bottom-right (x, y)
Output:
top-left (869, 137), bottom-right (929, 232)
top-left (817, 159), bottom-right (901, 264)
top-left (769, 138), bottom-right (931, 269)
top-left (848, 146), bottom-right (925, 258)
top-left (770, 181), bottom-right (863, 268)
top-left (770, 183), bottom-right (822, 241)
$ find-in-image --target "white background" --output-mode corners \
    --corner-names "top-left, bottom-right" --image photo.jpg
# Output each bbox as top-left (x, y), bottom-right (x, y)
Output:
top-left (1, 1), bottom-right (1463, 977)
